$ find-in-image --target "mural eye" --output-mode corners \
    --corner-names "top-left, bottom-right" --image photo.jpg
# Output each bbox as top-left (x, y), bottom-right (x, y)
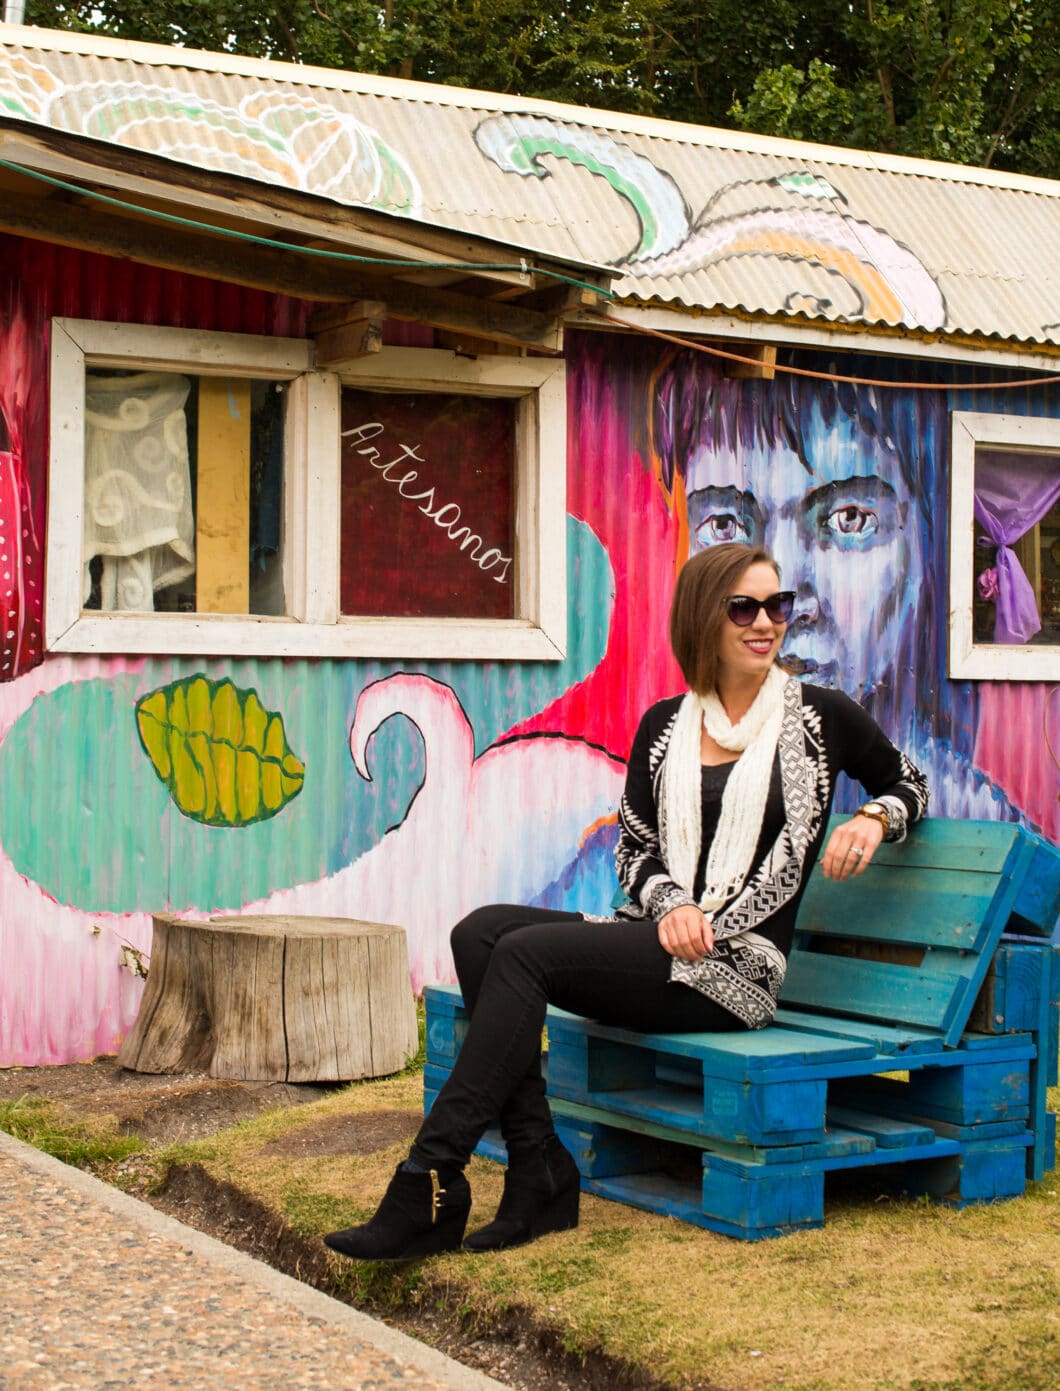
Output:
top-left (694, 512), bottom-right (749, 546)
top-left (824, 504), bottom-right (878, 539)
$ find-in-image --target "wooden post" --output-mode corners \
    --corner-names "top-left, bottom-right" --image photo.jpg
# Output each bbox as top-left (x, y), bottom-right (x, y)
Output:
top-left (118, 915), bottom-right (419, 1082)
top-left (196, 377), bottom-right (251, 613)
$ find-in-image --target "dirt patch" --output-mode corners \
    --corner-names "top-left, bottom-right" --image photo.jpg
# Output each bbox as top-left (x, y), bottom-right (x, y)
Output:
top-left (0, 1057), bottom-right (337, 1145)
top-left (260, 1107), bottom-right (421, 1158)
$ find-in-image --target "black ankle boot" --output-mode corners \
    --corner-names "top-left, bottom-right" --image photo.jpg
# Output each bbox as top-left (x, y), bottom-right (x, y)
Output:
top-left (463, 1136), bottom-right (580, 1253)
top-left (324, 1163), bottom-right (471, 1262)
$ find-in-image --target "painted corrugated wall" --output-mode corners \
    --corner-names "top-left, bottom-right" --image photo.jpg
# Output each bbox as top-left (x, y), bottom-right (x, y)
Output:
top-left (0, 237), bottom-right (1056, 1065)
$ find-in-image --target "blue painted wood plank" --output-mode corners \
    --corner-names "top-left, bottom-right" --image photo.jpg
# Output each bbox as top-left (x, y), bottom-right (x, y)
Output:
top-left (899, 1117), bottom-right (1029, 1143)
top-left (545, 1073), bottom-right (828, 1147)
top-left (701, 1155), bottom-right (825, 1232)
top-left (701, 1135), bottom-right (963, 1178)
top-left (588, 1170), bottom-right (822, 1240)
top-left (832, 1061), bottom-right (1031, 1126)
top-left (1047, 946), bottom-right (1060, 1088)
top-left (545, 1015), bottom-right (876, 1075)
top-left (796, 866), bottom-right (1000, 950)
top-left (773, 1008), bottom-right (943, 1056)
top-left (904, 1134), bottom-right (1032, 1206)
top-left (548, 1096), bottom-right (873, 1165)
top-left (845, 817), bottom-right (1022, 872)
top-left (825, 1105), bottom-right (936, 1149)
top-left (780, 952), bottom-right (966, 1032)
top-left (1007, 838), bottom-right (1060, 936)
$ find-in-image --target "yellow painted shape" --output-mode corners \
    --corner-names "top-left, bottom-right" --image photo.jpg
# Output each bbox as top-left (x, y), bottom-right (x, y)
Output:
top-left (136, 691), bottom-right (171, 780)
top-left (211, 679), bottom-right (243, 746)
top-left (242, 691), bottom-right (268, 748)
top-left (169, 684), bottom-right (189, 734)
top-left (136, 676), bottom-right (305, 825)
top-left (214, 742), bottom-right (239, 823)
top-left (170, 724), bottom-right (206, 816)
top-left (186, 676), bottom-right (214, 736)
top-left (196, 377), bottom-right (251, 614)
top-left (186, 731), bottom-right (218, 822)
top-left (261, 761), bottom-right (282, 812)
top-left (236, 747), bottom-right (261, 822)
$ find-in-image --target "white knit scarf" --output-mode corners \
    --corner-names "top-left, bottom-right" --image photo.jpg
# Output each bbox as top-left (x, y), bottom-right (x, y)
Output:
top-left (661, 664), bottom-right (787, 915)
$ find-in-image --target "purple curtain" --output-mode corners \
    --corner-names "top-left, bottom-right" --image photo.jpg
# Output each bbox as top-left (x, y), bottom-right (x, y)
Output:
top-left (974, 449), bottom-right (1060, 644)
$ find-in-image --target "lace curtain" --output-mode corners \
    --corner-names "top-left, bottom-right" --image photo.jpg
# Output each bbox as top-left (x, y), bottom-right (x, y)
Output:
top-left (84, 372), bottom-right (195, 612)
top-left (974, 448), bottom-right (1060, 644)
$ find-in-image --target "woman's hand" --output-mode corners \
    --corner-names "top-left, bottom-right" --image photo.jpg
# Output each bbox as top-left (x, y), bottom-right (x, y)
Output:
top-left (821, 817), bottom-right (885, 880)
top-left (658, 906), bottom-right (714, 961)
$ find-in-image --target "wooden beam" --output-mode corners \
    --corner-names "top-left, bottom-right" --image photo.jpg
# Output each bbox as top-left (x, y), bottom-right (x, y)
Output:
top-left (312, 300), bottom-right (386, 365)
top-left (497, 281), bottom-right (608, 313)
top-left (0, 189), bottom-right (563, 352)
top-left (723, 343), bottom-right (778, 380)
top-left (309, 300), bottom-right (387, 334)
top-left (435, 330), bottom-right (522, 357)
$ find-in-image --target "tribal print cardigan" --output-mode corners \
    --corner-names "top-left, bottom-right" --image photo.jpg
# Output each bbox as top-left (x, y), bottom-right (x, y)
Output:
top-left (612, 678), bottom-right (930, 1029)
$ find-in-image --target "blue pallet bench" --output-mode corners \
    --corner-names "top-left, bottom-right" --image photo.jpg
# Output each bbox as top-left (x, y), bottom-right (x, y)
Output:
top-left (424, 818), bottom-right (1060, 1240)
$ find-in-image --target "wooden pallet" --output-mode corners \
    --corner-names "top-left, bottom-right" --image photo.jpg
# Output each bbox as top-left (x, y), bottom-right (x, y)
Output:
top-left (423, 818), bottom-right (1060, 1240)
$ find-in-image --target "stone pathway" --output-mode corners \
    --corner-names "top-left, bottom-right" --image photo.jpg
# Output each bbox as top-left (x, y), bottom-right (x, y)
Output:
top-left (0, 1130), bottom-right (504, 1391)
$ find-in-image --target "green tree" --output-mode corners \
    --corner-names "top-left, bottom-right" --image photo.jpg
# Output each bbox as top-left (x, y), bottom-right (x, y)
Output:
top-left (21, 0), bottom-right (1060, 175)
top-left (729, 1), bottom-right (1059, 176)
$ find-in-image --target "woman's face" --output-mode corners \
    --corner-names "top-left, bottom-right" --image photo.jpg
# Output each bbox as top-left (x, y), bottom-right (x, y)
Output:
top-left (684, 397), bottom-right (920, 698)
top-left (717, 560), bottom-right (787, 682)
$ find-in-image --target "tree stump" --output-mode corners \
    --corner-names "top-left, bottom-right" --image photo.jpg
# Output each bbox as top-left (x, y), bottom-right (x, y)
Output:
top-left (118, 915), bottom-right (419, 1082)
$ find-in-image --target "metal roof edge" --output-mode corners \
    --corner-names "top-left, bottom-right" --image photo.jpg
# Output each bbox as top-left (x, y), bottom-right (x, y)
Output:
top-left (5, 22), bottom-right (1059, 200)
top-left (0, 117), bottom-right (617, 280)
top-left (597, 303), bottom-right (1060, 374)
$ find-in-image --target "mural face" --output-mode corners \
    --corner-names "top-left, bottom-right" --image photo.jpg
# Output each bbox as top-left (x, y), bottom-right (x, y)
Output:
top-left (683, 391), bottom-right (919, 700)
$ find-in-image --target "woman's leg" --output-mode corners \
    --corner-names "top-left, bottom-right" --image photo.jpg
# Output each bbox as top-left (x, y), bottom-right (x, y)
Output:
top-left (449, 904), bottom-right (585, 1156)
top-left (325, 912), bottom-right (741, 1260)
top-left (412, 914), bottom-right (740, 1171)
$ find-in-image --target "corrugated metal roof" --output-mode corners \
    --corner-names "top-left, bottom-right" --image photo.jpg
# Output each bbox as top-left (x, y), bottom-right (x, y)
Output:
top-left (2, 23), bottom-right (1058, 347)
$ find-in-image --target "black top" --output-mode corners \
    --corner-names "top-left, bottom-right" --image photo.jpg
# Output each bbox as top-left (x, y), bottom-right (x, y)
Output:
top-left (615, 681), bottom-right (929, 959)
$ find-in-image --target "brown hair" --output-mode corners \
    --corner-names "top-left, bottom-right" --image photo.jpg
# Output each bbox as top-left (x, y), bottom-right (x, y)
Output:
top-left (669, 544), bottom-right (780, 695)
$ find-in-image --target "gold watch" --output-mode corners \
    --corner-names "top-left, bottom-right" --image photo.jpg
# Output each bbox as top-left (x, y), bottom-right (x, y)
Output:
top-left (855, 801), bottom-right (890, 836)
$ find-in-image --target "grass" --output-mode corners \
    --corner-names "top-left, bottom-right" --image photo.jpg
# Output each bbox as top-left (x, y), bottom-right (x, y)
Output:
top-left (2, 1058), bottom-right (1059, 1391)
top-left (0, 1095), bottom-right (144, 1167)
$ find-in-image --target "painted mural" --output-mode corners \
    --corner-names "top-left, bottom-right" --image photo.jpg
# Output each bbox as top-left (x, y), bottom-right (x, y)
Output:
top-left (0, 47), bottom-right (420, 214)
top-left (473, 115), bottom-right (947, 328)
top-left (1, 234), bottom-right (1058, 1067)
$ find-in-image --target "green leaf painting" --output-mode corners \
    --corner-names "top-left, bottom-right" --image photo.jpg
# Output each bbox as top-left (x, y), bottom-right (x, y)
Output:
top-left (136, 676), bottom-right (305, 826)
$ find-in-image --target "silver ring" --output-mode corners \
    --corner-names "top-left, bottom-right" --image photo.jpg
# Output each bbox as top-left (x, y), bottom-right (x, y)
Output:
top-left (851, 847), bottom-right (864, 858)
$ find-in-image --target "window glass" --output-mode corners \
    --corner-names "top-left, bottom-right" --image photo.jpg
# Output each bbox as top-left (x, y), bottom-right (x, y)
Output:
top-left (82, 370), bottom-right (286, 617)
top-left (339, 386), bottom-right (515, 619)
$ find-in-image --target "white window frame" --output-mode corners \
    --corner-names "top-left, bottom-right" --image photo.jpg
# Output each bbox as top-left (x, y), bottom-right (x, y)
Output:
top-left (46, 321), bottom-right (567, 660)
top-left (949, 409), bottom-right (1060, 680)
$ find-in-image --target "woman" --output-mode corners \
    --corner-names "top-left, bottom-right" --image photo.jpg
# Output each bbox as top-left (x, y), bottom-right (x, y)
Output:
top-left (325, 542), bottom-right (928, 1263)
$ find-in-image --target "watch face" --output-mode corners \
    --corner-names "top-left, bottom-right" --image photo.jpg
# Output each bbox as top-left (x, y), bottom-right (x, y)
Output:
top-left (863, 802), bottom-right (886, 814)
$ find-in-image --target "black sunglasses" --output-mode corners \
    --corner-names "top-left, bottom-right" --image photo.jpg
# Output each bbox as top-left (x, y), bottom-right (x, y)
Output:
top-left (726, 591), bottom-right (796, 626)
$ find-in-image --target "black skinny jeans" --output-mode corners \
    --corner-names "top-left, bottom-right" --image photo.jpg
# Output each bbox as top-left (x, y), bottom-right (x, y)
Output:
top-left (409, 904), bottom-right (744, 1170)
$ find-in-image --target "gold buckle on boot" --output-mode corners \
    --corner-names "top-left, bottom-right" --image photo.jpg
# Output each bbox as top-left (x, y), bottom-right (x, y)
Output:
top-left (430, 1169), bottom-right (445, 1224)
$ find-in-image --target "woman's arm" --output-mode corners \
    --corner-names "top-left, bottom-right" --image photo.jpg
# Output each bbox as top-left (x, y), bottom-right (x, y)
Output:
top-left (821, 691), bottom-right (929, 879)
top-left (842, 699), bottom-right (929, 842)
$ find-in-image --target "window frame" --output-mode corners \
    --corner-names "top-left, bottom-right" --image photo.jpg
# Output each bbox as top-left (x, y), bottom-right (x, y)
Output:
top-left (46, 321), bottom-right (567, 660)
top-left (949, 409), bottom-right (1060, 680)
